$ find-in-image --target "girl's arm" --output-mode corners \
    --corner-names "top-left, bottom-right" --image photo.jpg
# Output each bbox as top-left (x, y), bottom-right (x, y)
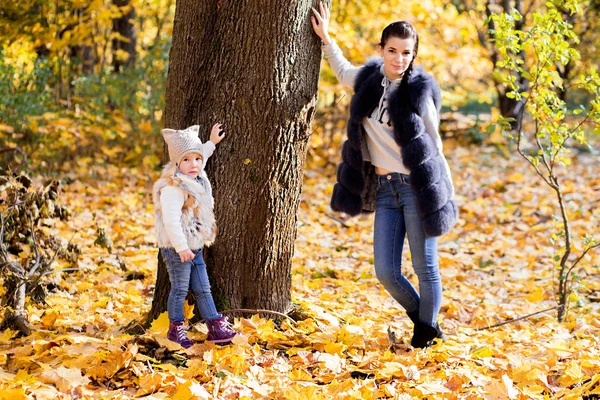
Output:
top-left (311, 2), bottom-right (360, 89)
top-left (203, 123), bottom-right (225, 168)
top-left (422, 97), bottom-right (455, 194)
top-left (159, 186), bottom-right (189, 252)
top-left (202, 141), bottom-right (216, 168)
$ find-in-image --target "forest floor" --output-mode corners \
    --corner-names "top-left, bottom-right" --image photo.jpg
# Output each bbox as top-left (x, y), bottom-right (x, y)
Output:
top-left (0, 138), bottom-right (599, 399)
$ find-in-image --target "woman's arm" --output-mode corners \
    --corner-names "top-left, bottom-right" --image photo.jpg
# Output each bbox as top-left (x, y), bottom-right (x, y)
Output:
top-left (311, 2), bottom-right (360, 89)
top-left (321, 41), bottom-right (361, 89)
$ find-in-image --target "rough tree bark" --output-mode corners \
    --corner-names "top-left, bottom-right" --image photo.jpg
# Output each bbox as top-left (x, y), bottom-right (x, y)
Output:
top-left (145, 0), bottom-right (322, 325)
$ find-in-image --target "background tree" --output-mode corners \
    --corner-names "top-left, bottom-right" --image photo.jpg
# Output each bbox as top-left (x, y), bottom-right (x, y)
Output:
top-left (146, 0), bottom-right (323, 323)
top-left (554, 0), bottom-right (600, 101)
top-left (459, 0), bottom-right (536, 125)
top-left (112, 0), bottom-right (137, 72)
top-left (457, 0), bottom-right (600, 123)
top-left (492, 0), bottom-right (600, 322)
top-left (0, 0), bottom-right (173, 171)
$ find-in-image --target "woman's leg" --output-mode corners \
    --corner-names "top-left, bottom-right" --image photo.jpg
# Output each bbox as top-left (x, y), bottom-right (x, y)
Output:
top-left (189, 249), bottom-right (221, 321)
top-left (161, 248), bottom-right (191, 322)
top-left (398, 184), bottom-right (442, 326)
top-left (373, 176), bottom-right (421, 312)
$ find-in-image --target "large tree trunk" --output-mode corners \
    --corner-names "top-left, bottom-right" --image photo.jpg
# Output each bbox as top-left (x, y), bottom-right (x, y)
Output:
top-left (112, 0), bottom-right (136, 72)
top-left (146, 0), bottom-right (322, 324)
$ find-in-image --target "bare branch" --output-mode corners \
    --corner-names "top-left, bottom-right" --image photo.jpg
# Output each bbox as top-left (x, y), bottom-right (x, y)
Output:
top-left (476, 305), bottom-right (563, 330)
top-left (325, 212), bottom-right (350, 228)
top-left (27, 211), bottom-right (42, 277)
top-left (534, 130), bottom-right (555, 180)
top-left (550, 136), bottom-right (568, 170)
top-left (220, 308), bottom-right (297, 324)
top-left (0, 213), bottom-right (9, 263)
top-left (515, 131), bottom-right (554, 188)
top-left (30, 230), bottom-right (79, 287)
top-left (41, 267), bottom-right (82, 276)
top-left (514, 40), bottom-right (561, 190)
top-left (565, 242), bottom-right (600, 283)
top-left (0, 262), bottom-right (25, 276)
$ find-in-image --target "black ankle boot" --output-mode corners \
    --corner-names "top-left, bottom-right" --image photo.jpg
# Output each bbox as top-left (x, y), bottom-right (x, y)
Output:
top-left (411, 321), bottom-right (440, 348)
top-left (407, 310), bottom-right (445, 338)
top-left (407, 310), bottom-right (446, 348)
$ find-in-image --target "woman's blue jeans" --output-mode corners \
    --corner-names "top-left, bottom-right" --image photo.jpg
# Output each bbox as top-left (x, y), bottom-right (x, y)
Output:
top-left (373, 173), bottom-right (442, 326)
top-left (160, 247), bottom-right (220, 322)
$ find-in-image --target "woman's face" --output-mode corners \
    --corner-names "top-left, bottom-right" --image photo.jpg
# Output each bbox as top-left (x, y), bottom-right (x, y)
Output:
top-left (379, 36), bottom-right (416, 80)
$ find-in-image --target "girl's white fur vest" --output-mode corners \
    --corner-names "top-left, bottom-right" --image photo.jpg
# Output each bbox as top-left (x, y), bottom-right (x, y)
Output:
top-left (153, 163), bottom-right (216, 250)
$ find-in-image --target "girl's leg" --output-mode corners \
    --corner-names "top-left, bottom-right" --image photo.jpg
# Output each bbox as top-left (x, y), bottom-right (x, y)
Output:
top-left (161, 248), bottom-right (192, 322)
top-left (189, 249), bottom-right (220, 321)
top-left (373, 177), bottom-right (421, 312)
top-left (399, 184), bottom-right (442, 326)
top-left (190, 250), bottom-right (237, 343)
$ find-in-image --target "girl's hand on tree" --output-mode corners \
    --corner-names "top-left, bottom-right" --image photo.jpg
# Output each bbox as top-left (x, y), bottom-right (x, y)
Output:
top-left (178, 248), bottom-right (194, 262)
top-left (311, 2), bottom-right (331, 45)
top-left (210, 123), bottom-right (225, 145)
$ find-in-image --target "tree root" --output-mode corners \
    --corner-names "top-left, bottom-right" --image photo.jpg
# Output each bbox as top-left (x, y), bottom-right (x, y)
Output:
top-left (0, 313), bottom-right (31, 337)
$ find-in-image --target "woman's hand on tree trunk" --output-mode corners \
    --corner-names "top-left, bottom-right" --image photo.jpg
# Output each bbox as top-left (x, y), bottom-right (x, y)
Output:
top-left (311, 2), bottom-right (331, 45)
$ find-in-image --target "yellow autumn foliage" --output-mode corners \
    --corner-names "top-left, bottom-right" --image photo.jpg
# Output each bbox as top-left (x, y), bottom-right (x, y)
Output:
top-left (0, 134), bottom-right (598, 398)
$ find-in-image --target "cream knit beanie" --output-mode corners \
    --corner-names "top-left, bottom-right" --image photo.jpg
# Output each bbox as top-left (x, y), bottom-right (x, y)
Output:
top-left (161, 125), bottom-right (204, 165)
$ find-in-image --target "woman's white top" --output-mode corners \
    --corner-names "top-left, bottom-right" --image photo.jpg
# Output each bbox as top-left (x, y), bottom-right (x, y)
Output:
top-left (322, 40), bottom-right (452, 182)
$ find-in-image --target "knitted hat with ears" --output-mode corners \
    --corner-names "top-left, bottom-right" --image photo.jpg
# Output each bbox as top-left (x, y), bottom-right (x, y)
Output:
top-left (161, 125), bottom-right (204, 165)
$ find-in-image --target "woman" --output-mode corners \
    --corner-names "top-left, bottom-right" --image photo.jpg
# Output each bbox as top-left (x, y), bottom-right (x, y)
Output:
top-left (311, 3), bottom-right (457, 348)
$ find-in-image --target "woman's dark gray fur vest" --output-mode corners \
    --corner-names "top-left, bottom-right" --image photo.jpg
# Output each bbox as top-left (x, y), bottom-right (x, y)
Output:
top-left (330, 59), bottom-right (458, 237)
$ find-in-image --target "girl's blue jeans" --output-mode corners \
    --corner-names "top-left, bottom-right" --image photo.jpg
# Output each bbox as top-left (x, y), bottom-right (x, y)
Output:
top-left (373, 173), bottom-right (442, 326)
top-left (160, 247), bottom-right (221, 322)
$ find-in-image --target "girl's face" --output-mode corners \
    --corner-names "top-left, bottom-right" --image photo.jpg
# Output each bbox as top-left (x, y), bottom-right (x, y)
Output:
top-left (178, 152), bottom-right (204, 178)
top-left (379, 36), bottom-right (416, 80)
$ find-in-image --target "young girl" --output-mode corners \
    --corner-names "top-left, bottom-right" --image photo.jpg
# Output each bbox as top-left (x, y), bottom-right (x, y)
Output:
top-left (312, 3), bottom-right (457, 348)
top-left (153, 123), bottom-right (236, 347)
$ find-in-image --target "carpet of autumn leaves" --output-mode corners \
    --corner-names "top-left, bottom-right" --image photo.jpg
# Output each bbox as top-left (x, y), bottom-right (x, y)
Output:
top-left (0, 138), bottom-right (599, 399)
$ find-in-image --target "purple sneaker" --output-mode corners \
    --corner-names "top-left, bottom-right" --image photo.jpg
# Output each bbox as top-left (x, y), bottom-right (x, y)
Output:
top-left (206, 316), bottom-right (237, 344)
top-left (167, 321), bottom-right (194, 348)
